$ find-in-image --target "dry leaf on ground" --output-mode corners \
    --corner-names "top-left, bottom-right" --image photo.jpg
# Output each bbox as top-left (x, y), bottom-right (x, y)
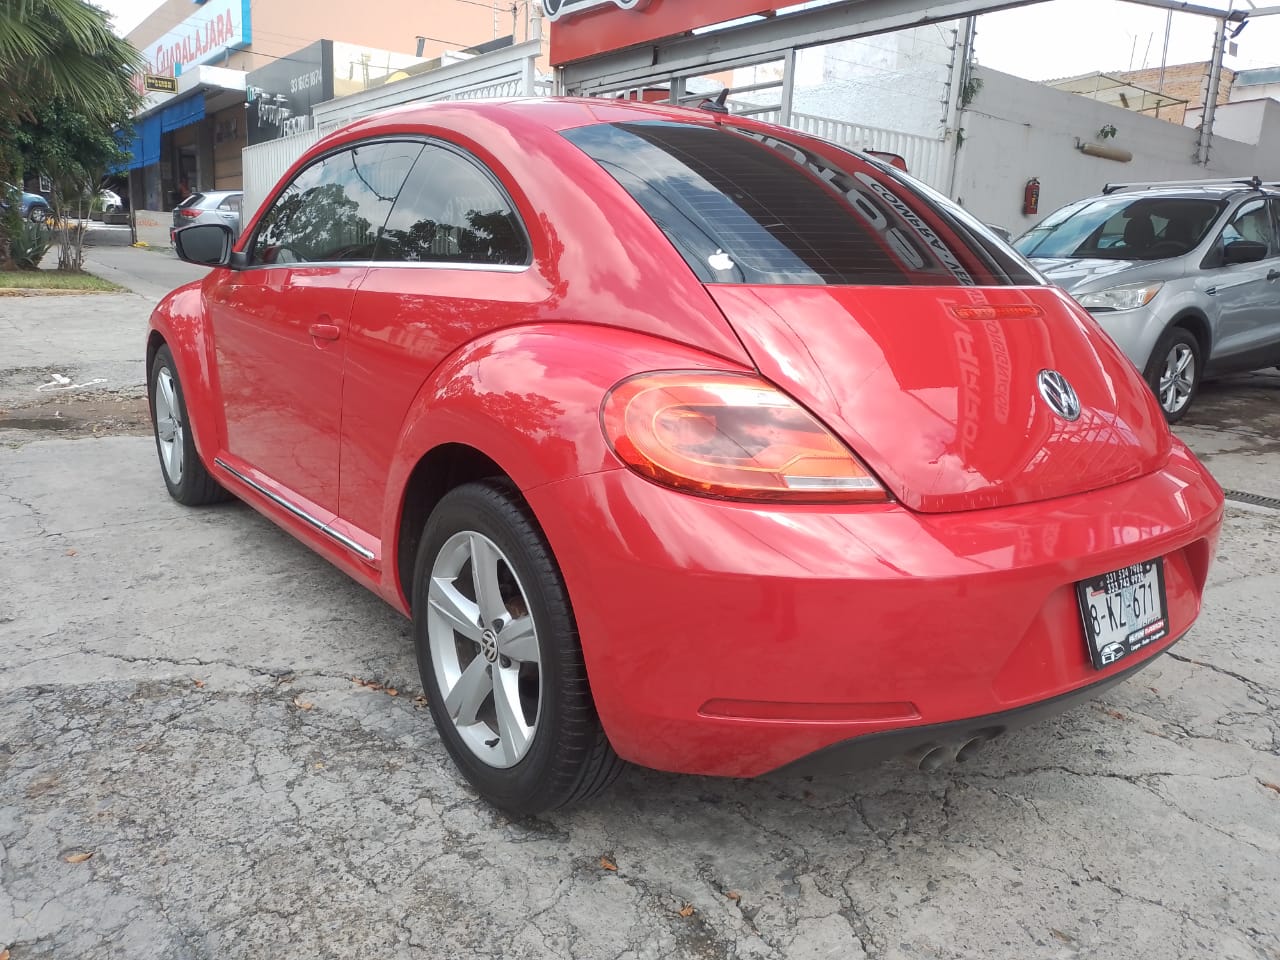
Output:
top-left (351, 677), bottom-right (401, 697)
top-left (678, 904), bottom-right (696, 918)
top-left (2, 945), bottom-right (12, 960)
top-left (725, 891), bottom-right (741, 902)
top-left (65, 549), bottom-right (77, 557)
top-left (1261, 781), bottom-right (1280, 795)
top-left (292, 696), bottom-right (314, 711)
top-left (63, 851), bottom-right (94, 863)
top-left (599, 855), bottom-right (617, 871)
top-left (191, 678), bottom-right (205, 689)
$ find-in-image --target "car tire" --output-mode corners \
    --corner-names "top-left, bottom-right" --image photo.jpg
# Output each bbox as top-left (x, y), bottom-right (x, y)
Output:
top-left (149, 345), bottom-right (231, 506)
top-left (29, 205), bottom-right (48, 225)
top-left (1144, 326), bottom-right (1202, 424)
top-left (412, 480), bottom-right (623, 814)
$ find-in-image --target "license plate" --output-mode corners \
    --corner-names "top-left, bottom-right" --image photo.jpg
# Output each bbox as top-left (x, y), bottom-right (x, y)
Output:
top-left (1075, 559), bottom-right (1169, 670)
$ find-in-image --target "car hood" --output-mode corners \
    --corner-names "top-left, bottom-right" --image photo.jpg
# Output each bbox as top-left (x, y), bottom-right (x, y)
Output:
top-left (706, 284), bottom-right (1172, 514)
top-left (1027, 257), bottom-right (1159, 293)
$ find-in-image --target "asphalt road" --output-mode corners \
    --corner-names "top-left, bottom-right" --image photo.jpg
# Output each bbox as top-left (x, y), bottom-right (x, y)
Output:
top-left (2, 249), bottom-right (1278, 960)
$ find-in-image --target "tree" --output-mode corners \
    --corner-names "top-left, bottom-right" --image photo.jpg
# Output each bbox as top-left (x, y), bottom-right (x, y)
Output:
top-left (0, 0), bottom-right (141, 126)
top-left (10, 98), bottom-right (133, 269)
top-left (0, 0), bottom-right (141, 267)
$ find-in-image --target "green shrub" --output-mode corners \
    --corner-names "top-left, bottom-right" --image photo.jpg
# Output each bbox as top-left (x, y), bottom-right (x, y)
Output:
top-left (11, 220), bottom-right (51, 270)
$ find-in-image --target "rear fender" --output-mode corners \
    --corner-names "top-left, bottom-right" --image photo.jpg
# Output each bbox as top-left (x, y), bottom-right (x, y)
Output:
top-left (381, 323), bottom-right (752, 603)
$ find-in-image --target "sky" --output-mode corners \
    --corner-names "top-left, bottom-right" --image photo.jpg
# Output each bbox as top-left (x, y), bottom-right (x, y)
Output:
top-left (96, 0), bottom-right (1280, 79)
top-left (974, 0), bottom-right (1280, 80)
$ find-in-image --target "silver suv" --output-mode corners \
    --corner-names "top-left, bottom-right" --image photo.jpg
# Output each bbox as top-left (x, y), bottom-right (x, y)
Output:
top-left (1015, 178), bottom-right (1280, 421)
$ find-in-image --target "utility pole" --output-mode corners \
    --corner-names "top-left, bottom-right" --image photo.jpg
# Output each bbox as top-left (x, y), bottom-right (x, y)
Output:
top-left (1156, 8), bottom-right (1172, 118)
top-left (1195, 16), bottom-right (1227, 165)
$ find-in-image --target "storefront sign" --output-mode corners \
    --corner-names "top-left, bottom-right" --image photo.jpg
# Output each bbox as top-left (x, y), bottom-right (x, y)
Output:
top-left (542, 0), bottom-right (651, 21)
top-left (551, 0), bottom-right (777, 65)
top-left (245, 41), bottom-right (334, 145)
top-left (141, 0), bottom-right (251, 78)
top-left (143, 73), bottom-right (179, 93)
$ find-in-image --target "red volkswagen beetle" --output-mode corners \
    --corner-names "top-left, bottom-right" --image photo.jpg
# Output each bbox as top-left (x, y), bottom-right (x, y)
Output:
top-left (153, 99), bottom-right (1223, 813)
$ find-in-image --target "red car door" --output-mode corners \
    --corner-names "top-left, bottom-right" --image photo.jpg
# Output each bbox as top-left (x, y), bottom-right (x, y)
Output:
top-left (209, 141), bottom-right (421, 514)
top-left (337, 141), bottom-right (542, 549)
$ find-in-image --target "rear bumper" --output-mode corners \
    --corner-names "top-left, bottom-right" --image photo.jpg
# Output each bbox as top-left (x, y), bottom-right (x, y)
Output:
top-left (770, 643), bottom-right (1174, 777)
top-left (526, 442), bottom-right (1223, 779)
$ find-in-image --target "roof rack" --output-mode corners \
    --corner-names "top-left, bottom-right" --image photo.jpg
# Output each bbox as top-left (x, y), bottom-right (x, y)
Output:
top-left (1102, 176), bottom-right (1280, 195)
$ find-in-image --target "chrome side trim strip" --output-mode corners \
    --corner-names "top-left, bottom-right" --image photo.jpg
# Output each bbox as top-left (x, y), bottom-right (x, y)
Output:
top-left (214, 457), bottom-right (376, 562)
top-left (239, 259), bottom-right (530, 273)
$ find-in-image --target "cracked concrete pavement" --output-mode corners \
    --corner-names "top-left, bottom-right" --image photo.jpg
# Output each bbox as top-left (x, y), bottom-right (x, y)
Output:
top-left (2, 249), bottom-right (1280, 959)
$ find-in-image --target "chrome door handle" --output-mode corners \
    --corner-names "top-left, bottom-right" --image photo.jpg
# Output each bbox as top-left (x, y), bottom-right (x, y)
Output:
top-left (1268, 269), bottom-right (1280, 281)
top-left (309, 322), bottom-right (341, 341)
top-left (1205, 286), bottom-right (1217, 296)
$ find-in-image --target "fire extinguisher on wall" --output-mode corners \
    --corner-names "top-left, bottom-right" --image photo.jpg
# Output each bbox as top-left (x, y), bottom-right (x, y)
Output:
top-left (1023, 177), bottom-right (1041, 217)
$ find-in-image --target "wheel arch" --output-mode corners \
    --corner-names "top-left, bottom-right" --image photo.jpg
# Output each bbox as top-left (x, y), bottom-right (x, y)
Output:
top-left (1168, 309), bottom-right (1211, 360)
top-left (395, 443), bottom-right (513, 613)
top-left (145, 284), bottom-right (221, 466)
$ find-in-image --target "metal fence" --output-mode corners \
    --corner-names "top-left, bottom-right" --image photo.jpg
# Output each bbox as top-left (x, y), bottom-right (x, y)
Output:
top-left (241, 39), bottom-right (545, 221)
top-left (750, 109), bottom-right (955, 192)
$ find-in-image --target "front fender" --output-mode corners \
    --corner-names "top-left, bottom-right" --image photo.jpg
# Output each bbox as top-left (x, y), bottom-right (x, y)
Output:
top-left (147, 280), bottom-right (221, 464)
top-left (380, 321), bottom-right (754, 580)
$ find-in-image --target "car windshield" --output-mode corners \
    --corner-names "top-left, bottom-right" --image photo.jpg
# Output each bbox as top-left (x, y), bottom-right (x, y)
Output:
top-left (563, 120), bottom-right (1038, 287)
top-left (1015, 195), bottom-right (1226, 261)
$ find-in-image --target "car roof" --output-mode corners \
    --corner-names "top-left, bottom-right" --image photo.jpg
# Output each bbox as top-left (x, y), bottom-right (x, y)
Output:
top-left (1098, 185), bottom-right (1277, 201)
top-left (335, 96), bottom-right (723, 136)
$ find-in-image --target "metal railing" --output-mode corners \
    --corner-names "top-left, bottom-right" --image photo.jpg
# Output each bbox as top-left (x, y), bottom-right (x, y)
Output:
top-left (748, 109), bottom-right (955, 192)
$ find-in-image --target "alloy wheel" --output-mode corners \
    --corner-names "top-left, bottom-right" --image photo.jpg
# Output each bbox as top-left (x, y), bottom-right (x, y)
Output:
top-left (427, 530), bottom-right (542, 768)
top-left (1158, 343), bottom-right (1196, 415)
top-left (153, 367), bottom-right (185, 484)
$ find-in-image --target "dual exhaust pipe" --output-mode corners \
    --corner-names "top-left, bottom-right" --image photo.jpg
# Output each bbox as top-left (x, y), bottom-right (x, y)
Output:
top-left (906, 729), bottom-right (1002, 771)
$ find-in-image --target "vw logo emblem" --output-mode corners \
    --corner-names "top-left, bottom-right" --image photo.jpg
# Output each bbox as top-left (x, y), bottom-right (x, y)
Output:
top-left (1037, 370), bottom-right (1081, 421)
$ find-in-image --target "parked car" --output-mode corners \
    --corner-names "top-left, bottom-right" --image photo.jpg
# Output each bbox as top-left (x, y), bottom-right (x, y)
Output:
top-left (1015, 178), bottom-right (1280, 421)
top-left (2, 181), bottom-right (50, 224)
top-left (155, 100), bottom-right (1223, 813)
top-left (170, 190), bottom-right (243, 243)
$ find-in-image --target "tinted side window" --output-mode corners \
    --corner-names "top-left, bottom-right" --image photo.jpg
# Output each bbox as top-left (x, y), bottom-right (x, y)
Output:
top-left (218, 194), bottom-right (242, 214)
top-left (251, 141), bottom-right (421, 265)
top-left (563, 121), bottom-right (1037, 287)
top-left (1220, 199), bottom-right (1273, 255)
top-left (374, 144), bottom-right (529, 265)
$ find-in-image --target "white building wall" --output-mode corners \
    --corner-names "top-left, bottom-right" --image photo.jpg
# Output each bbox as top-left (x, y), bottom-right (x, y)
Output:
top-left (732, 21), bottom-right (962, 139)
top-left (952, 66), bottom-right (1280, 232)
top-left (1230, 80), bottom-right (1280, 103)
top-left (1185, 98), bottom-right (1268, 144)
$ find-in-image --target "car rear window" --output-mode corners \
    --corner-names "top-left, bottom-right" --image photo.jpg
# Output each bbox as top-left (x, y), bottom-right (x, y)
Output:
top-left (179, 194), bottom-right (203, 209)
top-left (563, 121), bottom-right (1038, 287)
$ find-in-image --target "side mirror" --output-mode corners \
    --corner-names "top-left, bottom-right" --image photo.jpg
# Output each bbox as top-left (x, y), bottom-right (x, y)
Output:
top-left (1223, 239), bottom-right (1269, 266)
top-left (174, 222), bottom-right (233, 266)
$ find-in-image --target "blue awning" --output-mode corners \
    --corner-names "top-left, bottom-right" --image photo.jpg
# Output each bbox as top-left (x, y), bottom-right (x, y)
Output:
top-left (110, 114), bottom-right (162, 173)
top-left (109, 95), bottom-right (206, 173)
top-left (160, 96), bottom-right (205, 133)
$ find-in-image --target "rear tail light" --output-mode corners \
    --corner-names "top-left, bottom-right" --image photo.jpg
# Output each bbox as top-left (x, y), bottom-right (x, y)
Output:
top-left (602, 372), bottom-right (887, 504)
top-left (178, 207), bottom-right (201, 218)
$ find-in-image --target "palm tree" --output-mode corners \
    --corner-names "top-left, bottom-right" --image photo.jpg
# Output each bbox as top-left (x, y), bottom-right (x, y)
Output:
top-left (0, 0), bottom-right (141, 124)
top-left (1, 0), bottom-right (141, 267)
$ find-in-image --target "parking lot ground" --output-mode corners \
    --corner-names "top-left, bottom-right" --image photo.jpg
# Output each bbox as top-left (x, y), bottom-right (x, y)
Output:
top-left (2, 266), bottom-right (1279, 959)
